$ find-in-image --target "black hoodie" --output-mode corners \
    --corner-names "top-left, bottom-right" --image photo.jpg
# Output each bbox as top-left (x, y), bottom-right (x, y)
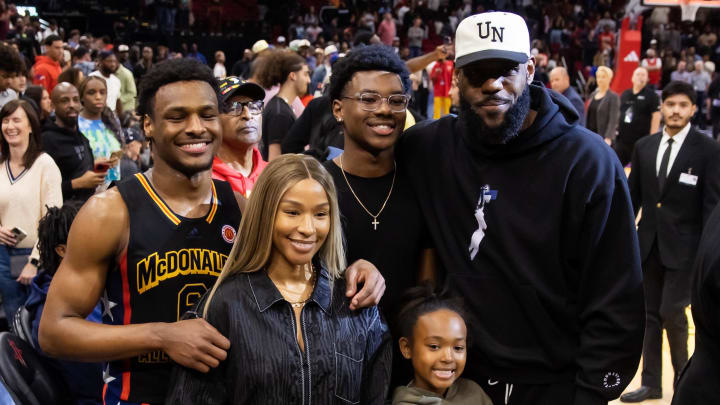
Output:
top-left (397, 84), bottom-right (645, 404)
top-left (42, 120), bottom-right (95, 203)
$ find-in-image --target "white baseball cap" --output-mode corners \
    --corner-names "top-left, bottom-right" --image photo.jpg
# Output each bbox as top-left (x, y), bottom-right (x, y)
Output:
top-left (251, 40), bottom-right (269, 54)
top-left (454, 12), bottom-right (531, 68)
top-left (324, 45), bottom-right (338, 56)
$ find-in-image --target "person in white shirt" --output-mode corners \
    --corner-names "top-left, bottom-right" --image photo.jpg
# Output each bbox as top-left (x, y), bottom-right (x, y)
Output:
top-left (89, 51), bottom-right (122, 114)
top-left (213, 51), bottom-right (227, 79)
top-left (670, 60), bottom-right (692, 84)
top-left (691, 60), bottom-right (712, 129)
top-left (0, 99), bottom-right (62, 325)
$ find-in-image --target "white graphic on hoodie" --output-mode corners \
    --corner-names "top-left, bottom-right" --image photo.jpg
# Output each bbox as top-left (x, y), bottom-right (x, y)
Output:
top-left (469, 185), bottom-right (493, 260)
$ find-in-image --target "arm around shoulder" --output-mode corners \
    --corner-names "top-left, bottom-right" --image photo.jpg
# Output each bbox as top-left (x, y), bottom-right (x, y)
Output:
top-left (165, 291), bottom-right (231, 405)
top-left (38, 189), bottom-right (163, 361)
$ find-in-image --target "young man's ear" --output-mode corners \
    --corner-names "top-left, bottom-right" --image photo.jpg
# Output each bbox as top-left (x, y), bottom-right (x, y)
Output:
top-left (525, 56), bottom-right (536, 85)
top-left (55, 244), bottom-right (67, 258)
top-left (332, 99), bottom-right (344, 123)
top-left (398, 337), bottom-right (412, 359)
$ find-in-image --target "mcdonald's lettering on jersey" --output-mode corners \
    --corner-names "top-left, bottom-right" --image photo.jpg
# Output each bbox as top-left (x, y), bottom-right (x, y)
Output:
top-left (138, 350), bottom-right (170, 364)
top-left (477, 21), bottom-right (504, 42)
top-left (136, 249), bottom-right (227, 294)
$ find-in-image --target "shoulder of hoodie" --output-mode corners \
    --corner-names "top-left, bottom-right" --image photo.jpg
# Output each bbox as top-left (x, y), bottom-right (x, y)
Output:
top-left (556, 120), bottom-right (626, 186)
top-left (398, 114), bottom-right (456, 158)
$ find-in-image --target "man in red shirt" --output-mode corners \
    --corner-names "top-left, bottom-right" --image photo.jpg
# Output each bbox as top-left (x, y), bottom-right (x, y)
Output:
top-left (430, 55), bottom-right (454, 119)
top-left (212, 77), bottom-right (268, 197)
top-left (32, 35), bottom-right (63, 92)
top-left (597, 25), bottom-right (615, 51)
top-left (641, 48), bottom-right (662, 89)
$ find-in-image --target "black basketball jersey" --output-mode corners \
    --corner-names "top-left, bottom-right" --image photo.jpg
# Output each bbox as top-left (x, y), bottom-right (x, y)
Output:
top-left (103, 173), bottom-right (241, 403)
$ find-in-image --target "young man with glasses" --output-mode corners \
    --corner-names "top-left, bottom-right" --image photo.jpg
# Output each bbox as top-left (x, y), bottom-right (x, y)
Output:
top-left (212, 76), bottom-right (268, 197)
top-left (324, 45), bottom-right (435, 389)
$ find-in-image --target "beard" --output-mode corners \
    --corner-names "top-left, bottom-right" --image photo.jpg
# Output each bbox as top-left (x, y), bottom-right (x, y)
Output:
top-left (459, 86), bottom-right (531, 145)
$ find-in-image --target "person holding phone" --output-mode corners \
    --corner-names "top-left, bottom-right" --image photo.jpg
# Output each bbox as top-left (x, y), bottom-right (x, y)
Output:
top-left (43, 82), bottom-right (107, 203)
top-left (0, 99), bottom-right (62, 326)
top-left (77, 75), bottom-right (124, 182)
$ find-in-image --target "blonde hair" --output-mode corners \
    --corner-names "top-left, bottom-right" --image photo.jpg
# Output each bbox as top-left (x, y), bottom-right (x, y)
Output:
top-left (596, 65), bottom-right (614, 81)
top-left (202, 154), bottom-right (346, 317)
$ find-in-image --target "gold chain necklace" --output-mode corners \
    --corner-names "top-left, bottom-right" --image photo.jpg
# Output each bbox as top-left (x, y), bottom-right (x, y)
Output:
top-left (274, 267), bottom-right (317, 308)
top-left (339, 155), bottom-right (396, 231)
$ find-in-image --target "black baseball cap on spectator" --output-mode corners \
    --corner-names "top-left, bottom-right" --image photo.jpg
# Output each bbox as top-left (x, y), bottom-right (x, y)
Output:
top-left (218, 76), bottom-right (265, 104)
top-left (124, 126), bottom-right (145, 144)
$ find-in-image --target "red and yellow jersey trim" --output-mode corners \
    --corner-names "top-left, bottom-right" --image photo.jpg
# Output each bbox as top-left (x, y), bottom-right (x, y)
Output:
top-left (135, 174), bottom-right (181, 226)
top-left (134, 174), bottom-right (219, 226)
top-left (206, 181), bottom-right (218, 224)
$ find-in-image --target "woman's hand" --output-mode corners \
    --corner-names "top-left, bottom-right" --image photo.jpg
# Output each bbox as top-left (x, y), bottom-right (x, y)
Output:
top-left (0, 226), bottom-right (17, 246)
top-left (16, 262), bottom-right (37, 285)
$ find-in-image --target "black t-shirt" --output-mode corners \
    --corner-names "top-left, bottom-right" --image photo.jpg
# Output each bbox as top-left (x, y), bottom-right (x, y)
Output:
top-left (618, 86), bottom-right (660, 144)
top-left (261, 96), bottom-right (296, 160)
top-left (282, 96), bottom-right (344, 156)
top-left (323, 160), bottom-right (430, 318)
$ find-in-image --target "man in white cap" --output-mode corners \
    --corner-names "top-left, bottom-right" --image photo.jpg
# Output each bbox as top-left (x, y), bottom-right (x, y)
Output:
top-left (251, 40), bottom-right (270, 56)
top-left (310, 44), bottom-right (338, 96)
top-left (397, 11), bottom-right (645, 404)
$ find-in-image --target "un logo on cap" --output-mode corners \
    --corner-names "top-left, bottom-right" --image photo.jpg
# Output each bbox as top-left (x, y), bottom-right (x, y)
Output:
top-left (477, 21), bottom-right (505, 43)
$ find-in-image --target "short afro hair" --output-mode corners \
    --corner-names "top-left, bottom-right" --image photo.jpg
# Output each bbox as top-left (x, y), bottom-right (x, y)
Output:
top-left (0, 42), bottom-right (24, 75)
top-left (137, 58), bottom-right (221, 118)
top-left (394, 282), bottom-right (468, 341)
top-left (662, 80), bottom-right (697, 105)
top-left (328, 45), bottom-right (411, 102)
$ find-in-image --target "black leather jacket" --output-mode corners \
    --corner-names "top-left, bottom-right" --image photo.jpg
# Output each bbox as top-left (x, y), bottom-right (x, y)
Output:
top-left (166, 267), bottom-right (392, 404)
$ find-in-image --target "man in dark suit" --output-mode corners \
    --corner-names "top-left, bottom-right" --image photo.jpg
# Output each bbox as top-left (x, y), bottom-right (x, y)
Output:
top-left (549, 66), bottom-right (586, 127)
top-left (622, 81), bottom-right (720, 402)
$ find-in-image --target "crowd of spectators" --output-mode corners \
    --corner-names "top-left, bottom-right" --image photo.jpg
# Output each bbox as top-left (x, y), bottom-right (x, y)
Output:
top-left (0, 0), bottom-right (719, 402)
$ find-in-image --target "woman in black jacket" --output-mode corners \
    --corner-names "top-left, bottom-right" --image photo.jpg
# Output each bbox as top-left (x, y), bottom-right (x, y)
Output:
top-left (167, 154), bottom-right (391, 404)
top-left (586, 66), bottom-right (620, 144)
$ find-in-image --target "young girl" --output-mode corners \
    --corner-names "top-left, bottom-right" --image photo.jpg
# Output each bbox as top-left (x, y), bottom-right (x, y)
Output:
top-left (167, 154), bottom-right (391, 404)
top-left (393, 284), bottom-right (492, 404)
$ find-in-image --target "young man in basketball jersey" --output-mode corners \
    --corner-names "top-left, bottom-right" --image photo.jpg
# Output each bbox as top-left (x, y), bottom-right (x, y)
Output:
top-left (39, 58), bottom-right (386, 405)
